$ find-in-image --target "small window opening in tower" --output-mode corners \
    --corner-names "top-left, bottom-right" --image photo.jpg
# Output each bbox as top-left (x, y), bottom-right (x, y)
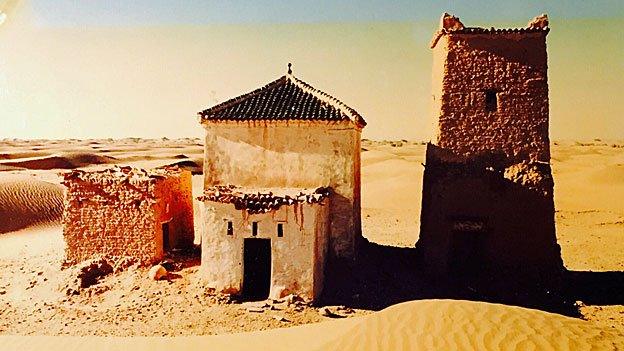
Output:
top-left (277, 223), bottom-right (284, 237)
top-left (485, 89), bottom-right (498, 112)
top-left (227, 221), bottom-right (233, 236)
top-left (252, 222), bottom-right (258, 236)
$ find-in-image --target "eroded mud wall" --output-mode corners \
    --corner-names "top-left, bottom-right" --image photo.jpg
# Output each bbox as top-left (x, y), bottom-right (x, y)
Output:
top-left (153, 171), bottom-right (195, 252)
top-left (63, 175), bottom-right (160, 265)
top-left (420, 29), bottom-right (562, 280)
top-left (62, 169), bottom-right (194, 265)
top-left (433, 32), bottom-right (550, 163)
top-left (419, 145), bottom-right (562, 278)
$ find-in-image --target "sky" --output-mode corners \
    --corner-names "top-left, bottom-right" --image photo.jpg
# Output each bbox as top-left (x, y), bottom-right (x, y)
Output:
top-left (26, 0), bottom-right (624, 25)
top-left (0, 0), bottom-right (622, 140)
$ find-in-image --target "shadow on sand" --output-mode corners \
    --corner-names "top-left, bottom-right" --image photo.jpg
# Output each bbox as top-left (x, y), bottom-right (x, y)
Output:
top-left (321, 240), bottom-right (624, 318)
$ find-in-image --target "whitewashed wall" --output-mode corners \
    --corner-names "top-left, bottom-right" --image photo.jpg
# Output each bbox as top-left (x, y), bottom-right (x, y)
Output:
top-left (202, 120), bottom-right (361, 259)
top-left (200, 200), bottom-right (329, 301)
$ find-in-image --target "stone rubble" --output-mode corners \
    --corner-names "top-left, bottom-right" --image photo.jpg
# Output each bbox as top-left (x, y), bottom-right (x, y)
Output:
top-left (319, 307), bottom-right (343, 318)
top-left (76, 258), bottom-right (113, 289)
top-left (148, 265), bottom-right (168, 281)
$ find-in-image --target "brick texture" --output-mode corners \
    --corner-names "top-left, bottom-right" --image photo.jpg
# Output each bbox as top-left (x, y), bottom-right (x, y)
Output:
top-left (419, 18), bottom-right (563, 281)
top-left (433, 31), bottom-right (550, 165)
top-left (62, 167), bottom-right (194, 265)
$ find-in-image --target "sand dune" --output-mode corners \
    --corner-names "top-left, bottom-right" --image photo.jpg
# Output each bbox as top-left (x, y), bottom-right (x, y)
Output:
top-left (361, 146), bottom-right (423, 207)
top-left (0, 153), bottom-right (116, 170)
top-left (62, 152), bottom-right (117, 166)
top-left (0, 176), bottom-right (63, 233)
top-left (160, 158), bottom-right (203, 175)
top-left (1, 300), bottom-right (621, 350)
top-left (361, 149), bottom-right (398, 167)
top-left (319, 300), bottom-right (623, 350)
top-left (0, 164), bottom-right (26, 172)
top-left (360, 145), bottom-right (423, 246)
top-left (0, 152), bottom-right (51, 160)
top-left (3, 155), bottom-right (76, 170)
top-left (588, 163), bottom-right (624, 185)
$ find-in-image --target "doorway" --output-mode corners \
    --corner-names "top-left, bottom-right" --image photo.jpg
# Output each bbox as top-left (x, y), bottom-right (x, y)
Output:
top-left (162, 222), bottom-right (171, 252)
top-left (449, 222), bottom-right (488, 278)
top-left (242, 238), bottom-right (271, 300)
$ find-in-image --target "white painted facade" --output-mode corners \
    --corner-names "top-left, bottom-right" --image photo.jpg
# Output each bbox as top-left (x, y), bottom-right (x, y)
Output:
top-left (200, 198), bottom-right (329, 301)
top-left (201, 120), bottom-right (361, 259)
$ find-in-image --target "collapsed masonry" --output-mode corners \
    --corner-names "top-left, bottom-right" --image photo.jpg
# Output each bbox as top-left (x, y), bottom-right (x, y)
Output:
top-left (417, 13), bottom-right (563, 281)
top-left (62, 166), bottom-right (194, 266)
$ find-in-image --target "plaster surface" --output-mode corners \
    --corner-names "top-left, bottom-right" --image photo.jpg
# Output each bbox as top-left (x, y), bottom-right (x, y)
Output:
top-left (202, 120), bottom-right (361, 259)
top-left (201, 197), bottom-right (329, 301)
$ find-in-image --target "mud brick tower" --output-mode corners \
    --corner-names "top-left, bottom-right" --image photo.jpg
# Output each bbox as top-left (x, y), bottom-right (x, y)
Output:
top-left (418, 14), bottom-right (563, 282)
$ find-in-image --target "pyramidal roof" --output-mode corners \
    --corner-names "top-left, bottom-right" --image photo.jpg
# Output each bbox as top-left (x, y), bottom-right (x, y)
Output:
top-left (198, 69), bottom-right (366, 128)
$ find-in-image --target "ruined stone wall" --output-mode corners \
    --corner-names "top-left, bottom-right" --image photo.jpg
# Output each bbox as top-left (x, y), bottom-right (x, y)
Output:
top-left (153, 171), bottom-right (195, 251)
top-left (202, 120), bottom-right (361, 260)
top-left (433, 32), bottom-right (550, 164)
top-left (62, 168), bottom-right (194, 265)
top-left (200, 199), bottom-right (329, 301)
top-left (63, 175), bottom-right (160, 265)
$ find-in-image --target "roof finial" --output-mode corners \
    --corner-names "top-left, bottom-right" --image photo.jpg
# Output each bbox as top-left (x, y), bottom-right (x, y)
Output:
top-left (288, 62), bottom-right (292, 75)
top-left (439, 12), bottom-right (464, 31)
top-left (527, 13), bottom-right (549, 29)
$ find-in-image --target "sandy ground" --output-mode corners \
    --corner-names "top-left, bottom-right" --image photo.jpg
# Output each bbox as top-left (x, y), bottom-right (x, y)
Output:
top-left (0, 138), bottom-right (623, 348)
top-left (2, 300), bottom-right (622, 351)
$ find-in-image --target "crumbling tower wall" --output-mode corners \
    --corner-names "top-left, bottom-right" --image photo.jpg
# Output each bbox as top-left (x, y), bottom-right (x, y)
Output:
top-left (431, 25), bottom-right (551, 164)
top-left (418, 14), bottom-right (563, 281)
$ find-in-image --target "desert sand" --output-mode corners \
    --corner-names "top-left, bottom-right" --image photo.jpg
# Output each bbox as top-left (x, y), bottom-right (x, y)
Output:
top-left (2, 300), bottom-right (622, 351)
top-left (0, 138), bottom-right (623, 349)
